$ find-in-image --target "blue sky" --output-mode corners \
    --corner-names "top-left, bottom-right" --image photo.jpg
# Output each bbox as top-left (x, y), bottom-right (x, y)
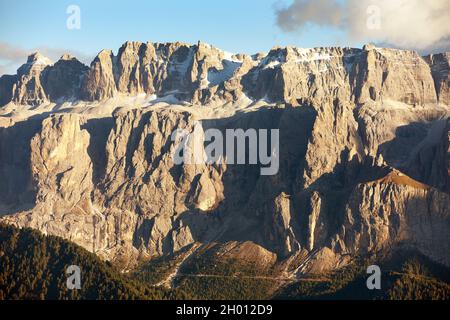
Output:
top-left (0, 0), bottom-right (357, 73)
top-left (2, 0), bottom-right (449, 75)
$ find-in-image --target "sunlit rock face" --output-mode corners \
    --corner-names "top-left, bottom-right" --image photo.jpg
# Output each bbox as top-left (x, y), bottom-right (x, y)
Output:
top-left (2, 42), bottom-right (446, 108)
top-left (0, 41), bottom-right (449, 272)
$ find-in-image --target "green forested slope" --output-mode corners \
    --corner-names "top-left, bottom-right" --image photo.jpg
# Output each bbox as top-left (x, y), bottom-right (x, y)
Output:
top-left (0, 223), bottom-right (189, 300)
top-left (275, 254), bottom-right (450, 300)
top-left (1, 222), bottom-right (448, 300)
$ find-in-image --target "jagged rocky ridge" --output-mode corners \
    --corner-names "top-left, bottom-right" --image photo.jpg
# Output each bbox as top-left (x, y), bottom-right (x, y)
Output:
top-left (0, 41), bottom-right (449, 273)
top-left (1, 42), bottom-right (449, 107)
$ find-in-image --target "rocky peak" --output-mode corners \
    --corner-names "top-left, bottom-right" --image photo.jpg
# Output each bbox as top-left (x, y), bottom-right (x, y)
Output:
top-left (11, 53), bottom-right (53, 106)
top-left (1, 41), bottom-right (448, 108)
top-left (362, 43), bottom-right (376, 51)
top-left (26, 52), bottom-right (52, 66)
top-left (45, 54), bottom-right (88, 101)
top-left (60, 53), bottom-right (76, 61)
top-left (16, 52), bottom-right (51, 76)
top-left (81, 49), bottom-right (116, 100)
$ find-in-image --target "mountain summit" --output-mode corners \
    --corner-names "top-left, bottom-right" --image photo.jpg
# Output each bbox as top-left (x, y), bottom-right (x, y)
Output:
top-left (1, 41), bottom-right (449, 108)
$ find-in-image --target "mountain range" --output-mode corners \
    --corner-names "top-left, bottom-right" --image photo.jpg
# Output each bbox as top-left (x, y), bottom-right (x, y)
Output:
top-left (0, 41), bottom-right (449, 298)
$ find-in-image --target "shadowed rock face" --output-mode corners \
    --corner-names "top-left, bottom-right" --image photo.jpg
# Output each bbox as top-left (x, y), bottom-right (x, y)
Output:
top-left (0, 75), bottom-right (17, 106)
top-left (0, 41), bottom-right (449, 272)
top-left (424, 52), bottom-right (450, 106)
top-left (45, 54), bottom-right (89, 101)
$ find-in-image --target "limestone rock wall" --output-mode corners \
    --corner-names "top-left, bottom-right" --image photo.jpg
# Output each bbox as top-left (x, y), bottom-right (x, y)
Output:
top-left (1, 42), bottom-right (448, 108)
top-left (0, 42), bottom-right (449, 270)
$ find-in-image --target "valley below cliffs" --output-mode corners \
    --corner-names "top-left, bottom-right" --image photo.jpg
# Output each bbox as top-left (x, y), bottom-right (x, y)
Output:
top-left (0, 41), bottom-right (449, 289)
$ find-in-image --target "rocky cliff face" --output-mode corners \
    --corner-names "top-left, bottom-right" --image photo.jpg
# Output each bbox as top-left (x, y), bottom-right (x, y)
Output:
top-left (45, 54), bottom-right (89, 101)
top-left (1, 41), bottom-right (448, 108)
top-left (425, 52), bottom-right (450, 106)
top-left (1, 52), bottom-right (88, 106)
top-left (12, 52), bottom-right (52, 106)
top-left (333, 169), bottom-right (450, 266)
top-left (0, 41), bottom-right (449, 273)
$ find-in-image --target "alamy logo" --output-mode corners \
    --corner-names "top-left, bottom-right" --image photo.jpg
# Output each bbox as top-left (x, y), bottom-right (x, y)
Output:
top-left (66, 265), bottom-right (81, 290)
top-left (366, 5), bottom-right (381, 30)
top-left (366, 265), bottom-right (381, 290)
top-left (171, 121), bottom-right (279, 176)
top-left (66, 5), bottom-right (81, 30)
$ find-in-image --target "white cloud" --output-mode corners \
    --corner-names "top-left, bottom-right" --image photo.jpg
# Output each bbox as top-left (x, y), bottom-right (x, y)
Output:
top-left (275, 0), bottom-right (450, 52)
